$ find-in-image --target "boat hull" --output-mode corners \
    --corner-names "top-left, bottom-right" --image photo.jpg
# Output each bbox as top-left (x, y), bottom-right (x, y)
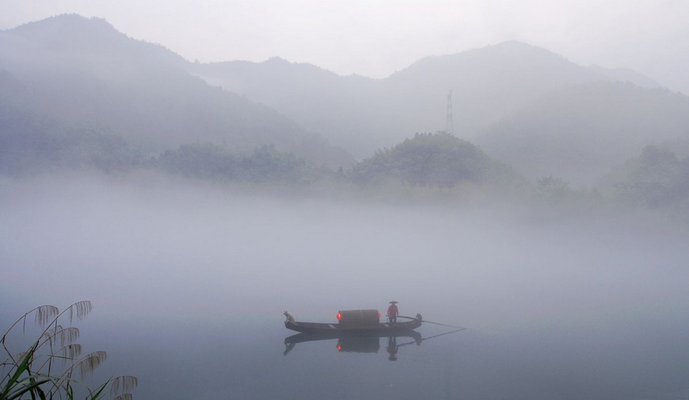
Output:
top-left (284, 317), bottom-right (422, 334)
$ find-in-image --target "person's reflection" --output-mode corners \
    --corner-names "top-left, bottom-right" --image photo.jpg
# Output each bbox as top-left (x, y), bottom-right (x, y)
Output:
top-left (386, 336), bottom-right (398, 361)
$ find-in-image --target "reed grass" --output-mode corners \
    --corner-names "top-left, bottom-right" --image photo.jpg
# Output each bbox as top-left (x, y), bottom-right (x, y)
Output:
top-left (1, 301), bottom-right (136, 400)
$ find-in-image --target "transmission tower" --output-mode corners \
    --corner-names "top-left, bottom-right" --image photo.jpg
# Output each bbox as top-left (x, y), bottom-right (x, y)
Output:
top-left (445, 90), bottom-right (454, 135)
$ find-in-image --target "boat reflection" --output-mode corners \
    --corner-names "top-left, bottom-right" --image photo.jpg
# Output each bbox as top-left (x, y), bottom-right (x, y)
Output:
top-left (284, 329), bottom-right (464, 361)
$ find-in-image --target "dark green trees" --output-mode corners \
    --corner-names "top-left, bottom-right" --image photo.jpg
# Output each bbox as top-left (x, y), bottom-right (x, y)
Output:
top-left (609, 145), bottom-right (689, 210)
top-left (350, 132), bottom-right (514, 187)
top-left (158, 143), bottom-right (311, 184)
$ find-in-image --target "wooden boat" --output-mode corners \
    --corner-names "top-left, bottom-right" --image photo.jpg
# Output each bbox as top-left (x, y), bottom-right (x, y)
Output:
top-left (284, 311), bottom-right (423, 334)
top-left (284, 329), bottom-right (423, 345)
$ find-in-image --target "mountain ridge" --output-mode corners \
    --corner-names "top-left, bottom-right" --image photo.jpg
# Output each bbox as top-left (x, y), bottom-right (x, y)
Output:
top-left (3, 14), bottom-right (686, 185)
top-left (189, 37), bottom-right (632, 157)
top-left (478, 81), bottom-right (689, 184)
top-left (0, 14), bottom-right (354, 169)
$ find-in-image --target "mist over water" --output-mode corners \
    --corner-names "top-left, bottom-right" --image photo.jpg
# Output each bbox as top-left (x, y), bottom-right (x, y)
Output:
top-left (1, 8), bottom-right (688, 399)
top-left (2, 174), bottom-right (689, 399)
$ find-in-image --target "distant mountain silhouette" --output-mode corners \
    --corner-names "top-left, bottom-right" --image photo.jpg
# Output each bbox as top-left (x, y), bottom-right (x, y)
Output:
top-left (188, 57), bottom-right (383, 158)
top-left (588, 65), bottom-right (662, 89)
top-left (0, 14), bottom-right (353, 169)
top-left (0, 68), bottom-right (140, 174)
top-left (190, 41), bottom-right (664, 159)
top-left (2, 14), bottom-right (685, 184)
top-left (189, 40), bottom-right (688, 184)
top-left (478, 81), bottom-right (689, 184)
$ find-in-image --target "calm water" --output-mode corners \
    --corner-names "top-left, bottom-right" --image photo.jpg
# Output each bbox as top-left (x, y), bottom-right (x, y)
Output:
top-left (2, 175), bottom-right (689, 399)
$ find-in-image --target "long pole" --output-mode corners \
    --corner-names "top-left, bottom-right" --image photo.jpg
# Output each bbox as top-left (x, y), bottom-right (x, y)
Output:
top-left (396, 328), bottom-right (466, 348)
top-left (397, 315), bottom-right (465, 329)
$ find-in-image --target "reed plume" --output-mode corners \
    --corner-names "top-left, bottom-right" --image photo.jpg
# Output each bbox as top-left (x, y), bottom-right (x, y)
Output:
top-left (1, 301), bottom-right (137, 400)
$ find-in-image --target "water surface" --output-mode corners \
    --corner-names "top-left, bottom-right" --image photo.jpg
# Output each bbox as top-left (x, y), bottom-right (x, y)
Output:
top-left (1, 175), bottom-right (688, 399)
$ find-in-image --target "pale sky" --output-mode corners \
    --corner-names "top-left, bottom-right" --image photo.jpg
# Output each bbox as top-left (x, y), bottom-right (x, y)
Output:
top-left (1, 0), bottom-right (688, 93)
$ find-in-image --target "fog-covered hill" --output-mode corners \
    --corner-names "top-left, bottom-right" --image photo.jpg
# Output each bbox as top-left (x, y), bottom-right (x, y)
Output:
top-left (3, 14), bottom-right (687, 187)
top-left (190, 41), bottom-right (656, 158)
top-left (588, 65), bottom-right (662, 89)
top-left (478, 82), bottom-right (689, 184)
top-left (188, 57), bottom-right (384, 159)
top-left (0, 69), bottom-right (140, 175)
top-left (601, 145), bottom-right (689, 221)
top-left (350, 132), bottom-right (516, 187)
top-left (0, 15), bottom-right (353, 170)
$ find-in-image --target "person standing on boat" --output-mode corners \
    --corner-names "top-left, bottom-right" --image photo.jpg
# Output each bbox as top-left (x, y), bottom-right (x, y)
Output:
top-left (387, 301), bottom-right (399, 324)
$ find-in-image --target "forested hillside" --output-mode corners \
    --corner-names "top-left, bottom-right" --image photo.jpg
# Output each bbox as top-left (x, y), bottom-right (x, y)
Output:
top-left (0, 15), bottom-right (353, 170)
top-left (605, 146), bottom-right (689, 218)
top-left (3, 13), bottom-right (689, 221)
top-left (478, 82), bottom-right (689, 184)
top-left (0, 70), bottom-right (140, 174)
top-left (188, 41), bottom-right (689, 188)
top-left (350, 132), bottom-right (516, 187)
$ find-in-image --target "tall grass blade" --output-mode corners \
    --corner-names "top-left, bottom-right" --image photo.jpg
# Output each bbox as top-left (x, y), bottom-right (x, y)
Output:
top-left (1, 342), bottom-right (38, 399)
top-left (2, 302), bottom-right (134, 399)
top-left (85, 379), bottom-right (109, 400)
top-left (3, 376), bottom-right (52, 400)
